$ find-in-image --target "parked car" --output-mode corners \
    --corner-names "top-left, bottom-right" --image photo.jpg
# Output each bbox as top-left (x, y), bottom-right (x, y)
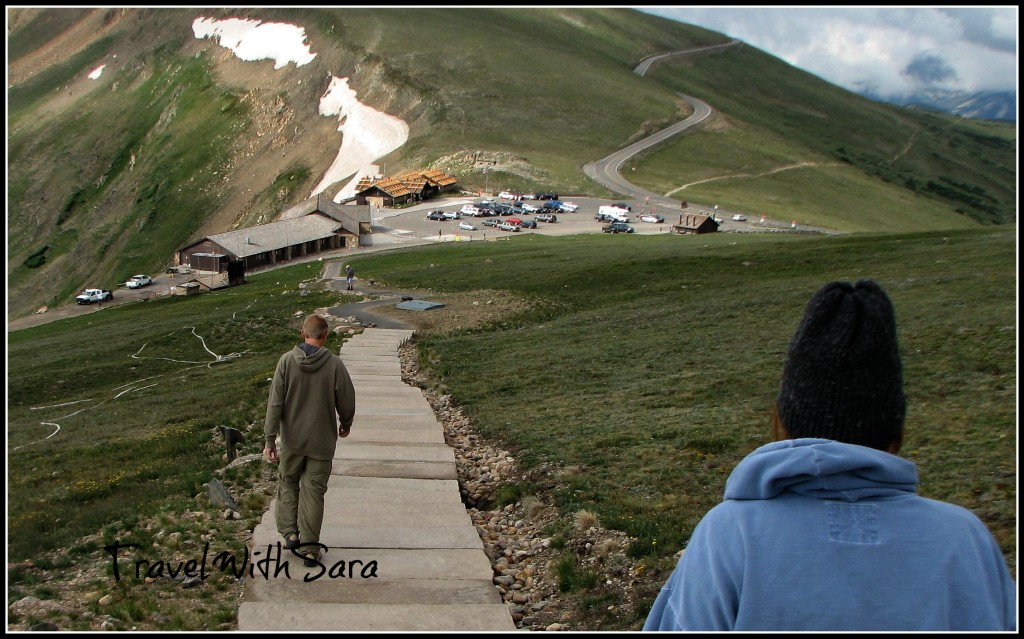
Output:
top-left (76, 288), bottom-right (113, 304)
top-left (542, 200), bottom-right (563, 211)
top-left (461, 204), bottom-right (483, 216)
top-left (557, 202), bottom-right (578, 212)
top-left (537, 213), bottom-right (558, 223)
top-left (498, 191), bottom-right (518, 200)
top-left (427, 210), bottom-right (447, 221)
top-left (602, 222), bottom-right (635, 234)
top-left (126, 274), bottom-right (153, 288)
top-left (732, 213), bottom-right (747, 222)
top-left (443, 210), bottom-right (461, 220)
top-left (611, 202), bottom-right (632, 211)
top-left (520, 219), bottom-right (538, 229)
top-left (521, 202), bottom-right (541, 212)
top-left (458, 221), bottom-right (477, 231)
top-left (482, 218), bottom-right (501, 228)
top-left (535, 193), bottom-right (559, 200)
top-left (640, 214), bottom-right (665, 224)
top-left (506, 217), bottom-right (524, 227)
top-left (497, 222), bottom-right (520, 232)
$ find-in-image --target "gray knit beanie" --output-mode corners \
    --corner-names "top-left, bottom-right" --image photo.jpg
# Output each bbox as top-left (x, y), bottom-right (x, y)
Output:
top-left (776, 279), bottom-right (906, 451)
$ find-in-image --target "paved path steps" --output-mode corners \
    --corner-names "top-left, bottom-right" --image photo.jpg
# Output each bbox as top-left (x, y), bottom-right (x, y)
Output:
top-left (238, 328), bottom-right (516, 631)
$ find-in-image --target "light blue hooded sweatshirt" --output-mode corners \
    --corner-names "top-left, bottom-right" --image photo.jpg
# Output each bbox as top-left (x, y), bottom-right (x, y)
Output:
top-left (643, 438), bottom-right (1016, 631)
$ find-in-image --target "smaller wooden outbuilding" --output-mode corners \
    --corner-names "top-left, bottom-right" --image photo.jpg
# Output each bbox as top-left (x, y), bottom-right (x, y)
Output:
top-left (672, 213), bottom-right (720, 235)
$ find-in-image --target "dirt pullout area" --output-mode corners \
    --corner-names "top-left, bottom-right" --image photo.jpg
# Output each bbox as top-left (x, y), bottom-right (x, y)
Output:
top-left (364, 287), bottom-right (537, 334)
top-left (7, 8), bottom-right (124, 87)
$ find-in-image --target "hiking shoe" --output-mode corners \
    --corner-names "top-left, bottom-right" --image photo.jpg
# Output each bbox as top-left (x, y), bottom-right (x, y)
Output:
top-left (284, 533), bottom-right (299, 550)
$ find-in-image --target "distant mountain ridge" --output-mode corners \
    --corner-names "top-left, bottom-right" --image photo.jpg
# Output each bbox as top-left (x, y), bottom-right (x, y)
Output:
top-left (866, 89), bottom-right (1016, 122)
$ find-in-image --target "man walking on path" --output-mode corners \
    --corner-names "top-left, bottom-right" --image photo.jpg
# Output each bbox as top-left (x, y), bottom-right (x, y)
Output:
top-left (643, 280), bottom-right (1016, 631)
top-left (264, 314), bottom-right (356, 566)
top-left (345, 264), bottom-right (355, 290)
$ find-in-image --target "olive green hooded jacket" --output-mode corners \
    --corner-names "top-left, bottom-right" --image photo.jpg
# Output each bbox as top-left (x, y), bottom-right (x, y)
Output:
top-left (265, 344), bottom-right (355, 460)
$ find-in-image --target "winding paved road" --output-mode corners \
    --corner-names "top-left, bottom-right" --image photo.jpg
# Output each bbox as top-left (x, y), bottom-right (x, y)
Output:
top-left (582, 40), bottom-right (740, 207)
top-left (582, 94), bottom-right (712, 207)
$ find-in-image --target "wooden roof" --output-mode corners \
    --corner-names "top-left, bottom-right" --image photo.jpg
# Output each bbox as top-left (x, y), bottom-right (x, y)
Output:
top-left (355, 168), bottom-right (458, 197)
top-left (676, 213), bottom-right (718, 229)
top-left (354, 176), bottom-right (377, 193)
top-left (411, 168), bottom-right (458, 187)
top-left (358, 176), bottom-right (414, 197)
top-left (399, 175), bottom-right (428, 191)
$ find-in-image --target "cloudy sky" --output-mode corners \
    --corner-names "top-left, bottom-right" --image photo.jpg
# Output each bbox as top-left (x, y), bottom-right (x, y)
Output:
top-left (639, 6), bottom-right (1018, 98)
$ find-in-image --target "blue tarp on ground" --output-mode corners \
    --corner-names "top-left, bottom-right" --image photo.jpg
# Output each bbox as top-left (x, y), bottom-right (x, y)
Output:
top-left (395, 299), bottom-right (446, 312)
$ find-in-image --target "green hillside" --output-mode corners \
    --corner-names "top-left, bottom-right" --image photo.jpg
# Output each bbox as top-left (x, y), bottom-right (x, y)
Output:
top-left (7, 226), bottom-right (1016, 630)
top-left (6, 8), bottom-right (1016, 322)
top-left (626, 43), bottom-right (1016, 230)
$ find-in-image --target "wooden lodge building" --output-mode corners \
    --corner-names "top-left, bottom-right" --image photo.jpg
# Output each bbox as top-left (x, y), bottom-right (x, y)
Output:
top-left (353, 168), bottom-right (458, 207)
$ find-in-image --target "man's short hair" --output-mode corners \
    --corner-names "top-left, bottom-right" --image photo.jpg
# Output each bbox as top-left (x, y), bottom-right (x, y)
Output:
top-left (302, 314), bottom-right (329, 340)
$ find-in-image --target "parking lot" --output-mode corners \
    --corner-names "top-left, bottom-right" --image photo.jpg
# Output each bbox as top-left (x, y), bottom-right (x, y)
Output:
top-left (9, 196), bottom-right (757, 332)
top-left (369, 195), bottom-right (740, 243)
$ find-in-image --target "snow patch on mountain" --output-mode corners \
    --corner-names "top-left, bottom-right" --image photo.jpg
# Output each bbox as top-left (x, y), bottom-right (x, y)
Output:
top-left (193, 16), bottom-right (409, 202)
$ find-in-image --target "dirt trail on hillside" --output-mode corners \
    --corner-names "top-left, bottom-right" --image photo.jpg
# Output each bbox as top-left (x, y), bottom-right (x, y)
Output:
top-left (666, 161), bottom-right (845, 197)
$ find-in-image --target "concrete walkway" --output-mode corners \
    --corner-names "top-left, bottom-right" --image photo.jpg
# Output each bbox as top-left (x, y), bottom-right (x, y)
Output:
top-left (238, 328), bottom-right (516, 632)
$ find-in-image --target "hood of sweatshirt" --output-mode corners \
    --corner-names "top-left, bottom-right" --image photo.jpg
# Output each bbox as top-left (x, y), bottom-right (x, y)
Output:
top-left (724, 438), bottom-right (918, 502)
top-left (292, 344), bottom-right (332, 372)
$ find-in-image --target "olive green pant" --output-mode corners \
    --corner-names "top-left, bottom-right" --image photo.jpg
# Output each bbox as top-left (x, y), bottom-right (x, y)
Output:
top-left (274, 448), bottom-right (332, 556)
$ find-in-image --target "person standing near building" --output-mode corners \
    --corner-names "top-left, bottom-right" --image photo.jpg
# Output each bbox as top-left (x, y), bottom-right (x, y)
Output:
top-left (264, 314), bottom-right (356, 567)
top-left (643, 279), bottom-right (1016, 631)
top-left (345, 264), bottom-right (355, 291)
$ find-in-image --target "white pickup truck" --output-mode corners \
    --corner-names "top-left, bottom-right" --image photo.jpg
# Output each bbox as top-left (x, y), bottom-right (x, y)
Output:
top-left (76, 288), bottom-right (113, 304)
top-left (596, 205), bottom-right (631, 223)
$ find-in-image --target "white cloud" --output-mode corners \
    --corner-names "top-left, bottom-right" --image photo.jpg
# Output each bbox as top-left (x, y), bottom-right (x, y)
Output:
top-left (640, 7), bottom-right (1017, 97)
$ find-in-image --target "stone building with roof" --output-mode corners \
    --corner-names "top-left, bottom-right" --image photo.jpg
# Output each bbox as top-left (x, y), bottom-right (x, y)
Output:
top-left (175, 193), bottom-right (374, 275)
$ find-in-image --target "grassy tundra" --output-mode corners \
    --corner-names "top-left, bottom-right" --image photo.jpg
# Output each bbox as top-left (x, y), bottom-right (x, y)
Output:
top-left (8, 225), bottom-right (1015, 629)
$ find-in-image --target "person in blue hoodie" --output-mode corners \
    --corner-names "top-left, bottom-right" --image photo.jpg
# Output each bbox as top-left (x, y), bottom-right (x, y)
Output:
top-left (643, 279), bottom-right (1016, 631)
